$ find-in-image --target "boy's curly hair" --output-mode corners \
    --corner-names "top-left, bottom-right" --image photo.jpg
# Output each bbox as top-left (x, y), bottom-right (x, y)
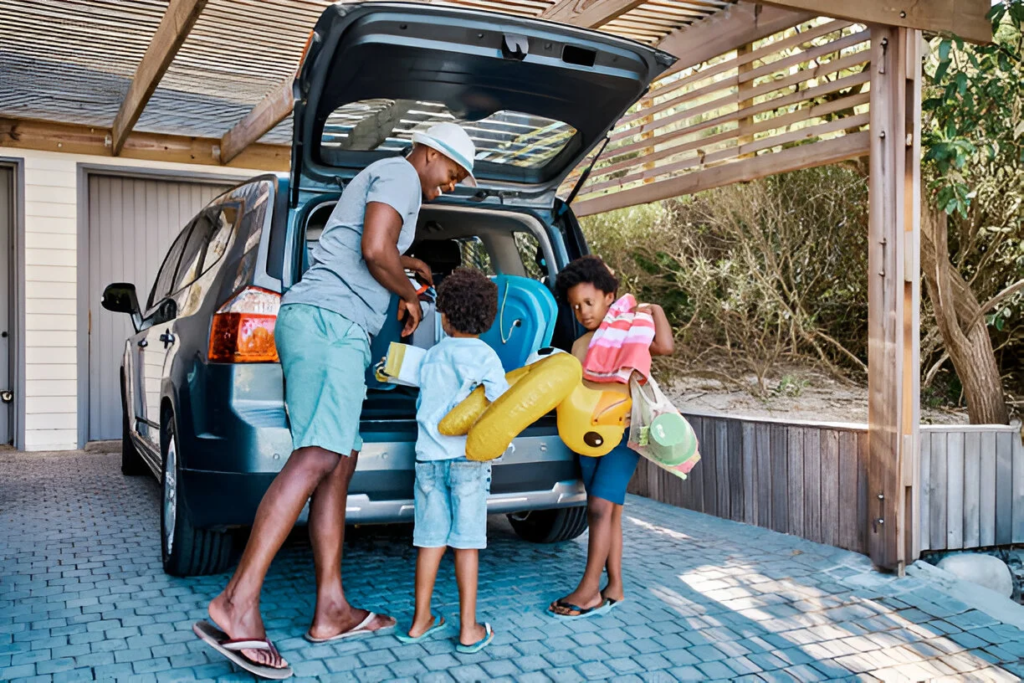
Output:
top-left (436, 267), bottom-right (498, 335)
top-left (555, 255), bottom-right (619, 301)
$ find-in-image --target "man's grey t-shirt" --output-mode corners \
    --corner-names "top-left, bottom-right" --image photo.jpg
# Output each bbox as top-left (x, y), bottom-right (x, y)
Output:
top-left (283, 157), bottom-right (422, 338)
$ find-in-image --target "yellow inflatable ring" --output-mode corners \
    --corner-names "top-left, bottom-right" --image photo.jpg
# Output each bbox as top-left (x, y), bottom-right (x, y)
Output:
top-left (441, 353), bottom-right (581, 462)
top-left (440, 350), bottom-right (633, 461)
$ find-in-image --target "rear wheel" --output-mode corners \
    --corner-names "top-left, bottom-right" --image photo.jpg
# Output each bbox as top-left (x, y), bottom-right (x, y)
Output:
top-left (507, 507), bottom-right (588, 543)
top-left (120, 372), bottom-right (146, 477)
top-left (161, 411), bottom-right (233, 576)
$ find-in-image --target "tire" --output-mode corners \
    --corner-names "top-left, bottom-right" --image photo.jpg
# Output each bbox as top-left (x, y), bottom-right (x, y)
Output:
top-left (507, 506), bottom-right (589, 544)
top-left (161, 411), bottom-right (233, 576)
top-left (120, 372), bottom-right (147, 477)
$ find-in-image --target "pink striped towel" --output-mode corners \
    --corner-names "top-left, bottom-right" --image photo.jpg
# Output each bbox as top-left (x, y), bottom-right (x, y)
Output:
top-left (583, 294), bottom-right (656, 384)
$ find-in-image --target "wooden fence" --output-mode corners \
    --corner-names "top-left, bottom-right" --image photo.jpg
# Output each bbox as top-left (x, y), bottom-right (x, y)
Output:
top-left (630, 416), bottom-right (1024, 557)
top-left (920, 425), bottom-right (1024, 551)
top-left (628, 412), bottom-right (871, 556)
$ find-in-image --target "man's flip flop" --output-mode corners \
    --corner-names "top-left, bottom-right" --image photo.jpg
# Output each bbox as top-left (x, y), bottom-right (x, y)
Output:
top-left (395, 615), bottom-right (449, 644)
top-left (304, 611), bottom-right (394, 643)
top-left (548, 598), bottom-right (613, 620)
top-left (193, 621), bottom-right (293, 680)
top-left (455, 623), bottom-right (494, 654)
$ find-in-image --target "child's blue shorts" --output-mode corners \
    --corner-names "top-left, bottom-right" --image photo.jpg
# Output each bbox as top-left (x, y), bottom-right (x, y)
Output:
top-left (413, 459), bottom-right (492, 550)
top-left (578, 444), bottom-right (641, 506)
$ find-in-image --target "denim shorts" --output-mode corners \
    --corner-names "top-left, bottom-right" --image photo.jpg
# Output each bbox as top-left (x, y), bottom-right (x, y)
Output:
top-left (413, 459), bottom-right (492, 550)
top-left (578, 443), bottom-right (641, 506)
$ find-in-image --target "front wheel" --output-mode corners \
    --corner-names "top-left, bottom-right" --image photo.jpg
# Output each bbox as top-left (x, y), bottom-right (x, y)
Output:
top-left (507, 507), bottom-right (588, 544)
top-left (161, 411), bottom-right (233, 576)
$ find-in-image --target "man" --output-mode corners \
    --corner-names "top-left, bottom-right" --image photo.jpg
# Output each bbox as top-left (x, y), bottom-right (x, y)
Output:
top-left (194, 123), bottom-right (477, 678)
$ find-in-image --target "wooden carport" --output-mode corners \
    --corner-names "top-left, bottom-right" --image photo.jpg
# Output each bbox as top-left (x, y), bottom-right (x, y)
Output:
top-left (0, 0), bottom-right (994, 572)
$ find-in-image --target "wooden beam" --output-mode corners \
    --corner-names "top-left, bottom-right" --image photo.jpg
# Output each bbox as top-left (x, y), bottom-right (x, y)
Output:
top-left (759, 0), bottom-right (991, 44)
top-left (573, 130), bottom-right (869, 216)
top-left (110, 0), bottom-right (208, 156)
top-left (0, 118), bottom-right (289, 172)
top-left (219, 77), bottom-right (294, 165)
top-left (866, 26), bottom-right (922, 573)
top-left (540, 0), bottom-right (649, 28)
top-left (656, 2), bottom-right (815, 78)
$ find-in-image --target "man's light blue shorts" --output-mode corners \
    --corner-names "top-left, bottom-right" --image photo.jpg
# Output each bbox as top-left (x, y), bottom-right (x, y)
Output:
top-left (413, 459), bottom-right (492, 550)
top-left (276, 303), bottom-right (370, 456)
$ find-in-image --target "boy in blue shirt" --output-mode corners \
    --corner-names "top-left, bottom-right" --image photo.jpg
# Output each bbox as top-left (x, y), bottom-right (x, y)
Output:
top-left (398, 267), bottom-right (508, 653)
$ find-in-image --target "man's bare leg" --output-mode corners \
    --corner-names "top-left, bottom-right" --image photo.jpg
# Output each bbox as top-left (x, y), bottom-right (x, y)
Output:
top-left (208, 446), bottom-right (340, 668)
top-left (307, 450), bottom-right (394, 639)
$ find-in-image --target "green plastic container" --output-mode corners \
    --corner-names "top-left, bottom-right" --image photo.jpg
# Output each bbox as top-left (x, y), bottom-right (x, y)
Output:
top-left (648, 412), bottom-right (698, 467)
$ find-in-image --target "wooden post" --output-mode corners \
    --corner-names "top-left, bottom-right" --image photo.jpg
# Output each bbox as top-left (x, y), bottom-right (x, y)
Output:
top-left (736, 42), bottom-right (756, 158)
top-left (867, 26), bottom-right (921, 573)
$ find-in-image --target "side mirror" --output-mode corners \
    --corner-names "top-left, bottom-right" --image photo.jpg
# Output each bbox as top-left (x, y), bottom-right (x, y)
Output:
top-left (102, 283), bottom-right (142, 331)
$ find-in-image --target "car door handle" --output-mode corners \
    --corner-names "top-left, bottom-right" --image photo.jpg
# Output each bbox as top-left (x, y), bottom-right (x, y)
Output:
top-left (138, 339), bottom-right (148, 348)
top-left (159, 331), bottom-right (175, 349)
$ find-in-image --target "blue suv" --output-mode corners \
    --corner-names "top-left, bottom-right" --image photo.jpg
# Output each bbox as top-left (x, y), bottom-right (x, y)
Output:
top-left (101, 2), bottom-right (673, 576)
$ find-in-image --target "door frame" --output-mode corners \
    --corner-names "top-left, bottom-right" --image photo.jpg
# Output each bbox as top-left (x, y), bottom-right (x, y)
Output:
top-left (76, 164), bottom-right (249, 448)
top-left (0, 158), bottom-right (26, 450)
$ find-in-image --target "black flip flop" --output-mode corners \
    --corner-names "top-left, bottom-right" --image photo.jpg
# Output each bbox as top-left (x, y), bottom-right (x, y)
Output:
top-left (193, 621), bottom-right (293, 680)
top-left (548, 598), bottom-right (612, 620)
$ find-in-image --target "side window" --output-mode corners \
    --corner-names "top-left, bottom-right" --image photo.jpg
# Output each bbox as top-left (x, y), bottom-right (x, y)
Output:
top-left (148, 225), bottom-right (192, 309)
top-left (173, 212), bottom-right (215, 293)
top-left (172, 205), bottom-right (241, 293)
top-left (459, 237), bottom-right (495, 276)
top-left (514, 232), bottom-right (547, 282)
top-left (202, 205), bottom-right (239, 272)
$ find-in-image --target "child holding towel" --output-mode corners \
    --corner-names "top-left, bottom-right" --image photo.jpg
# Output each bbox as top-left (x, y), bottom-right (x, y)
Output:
top-left (549, 256), bottom-right (674, 619)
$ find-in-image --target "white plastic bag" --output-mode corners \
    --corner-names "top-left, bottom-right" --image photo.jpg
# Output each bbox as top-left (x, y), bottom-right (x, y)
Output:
top-left (627, 374), bottom-right (700, 479)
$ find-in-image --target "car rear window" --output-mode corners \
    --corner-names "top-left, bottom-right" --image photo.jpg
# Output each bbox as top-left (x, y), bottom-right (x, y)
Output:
top-left (320, 99), bottom-right (578, 169)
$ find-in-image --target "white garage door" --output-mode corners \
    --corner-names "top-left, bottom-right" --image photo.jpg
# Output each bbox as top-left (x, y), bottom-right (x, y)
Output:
top-left (87, 175), bottom-right (233, 442)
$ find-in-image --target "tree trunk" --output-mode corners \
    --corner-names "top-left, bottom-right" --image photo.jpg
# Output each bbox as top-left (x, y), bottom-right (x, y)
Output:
top-left (920, 205), bottom-right (1009, 424)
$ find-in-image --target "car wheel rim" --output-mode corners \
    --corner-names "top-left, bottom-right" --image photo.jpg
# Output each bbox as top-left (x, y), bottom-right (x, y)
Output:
top-left (164, 439), bottom-right (177, 556)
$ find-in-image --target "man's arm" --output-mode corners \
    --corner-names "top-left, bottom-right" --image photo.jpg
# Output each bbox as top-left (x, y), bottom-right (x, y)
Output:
top-left (362, 201), bottom-right (422, 336)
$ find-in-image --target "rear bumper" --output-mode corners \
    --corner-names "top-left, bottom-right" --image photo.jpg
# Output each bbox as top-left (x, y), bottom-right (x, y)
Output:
top-left (177, 366), bottom-right (584, 529)
top-left (181, 468), bottom-right (585, 528)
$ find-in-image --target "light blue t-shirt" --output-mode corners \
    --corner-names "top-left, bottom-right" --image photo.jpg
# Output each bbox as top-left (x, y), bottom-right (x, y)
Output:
top-left (283, 157), bottom-right (422, 338)
top-left (416, 337), bottom-right (510, 462)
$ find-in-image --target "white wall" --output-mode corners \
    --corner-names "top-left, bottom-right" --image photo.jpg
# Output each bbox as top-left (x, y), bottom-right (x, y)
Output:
top-left (0, 146), bottom-right (262, 451)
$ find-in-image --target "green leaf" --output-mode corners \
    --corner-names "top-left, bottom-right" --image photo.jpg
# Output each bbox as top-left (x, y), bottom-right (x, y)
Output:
top-left (939, 39), bottom-right (952, 62)
top-left (956, 72), bottom-right (969, 95)
top-left (934, 58), bottom-right (951, 82)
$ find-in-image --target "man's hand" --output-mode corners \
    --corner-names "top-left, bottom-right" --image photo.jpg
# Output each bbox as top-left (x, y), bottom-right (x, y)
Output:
top-left (401, 256), bottom-right (433, 287)
top-left (398, 296), bottom-right (423, 337)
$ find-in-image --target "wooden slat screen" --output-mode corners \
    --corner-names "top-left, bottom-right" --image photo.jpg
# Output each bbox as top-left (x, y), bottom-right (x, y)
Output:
top-left (627, 412), bottom-right (871, 555)
top-left (919, 426), bottom-right (1024, 552)
top-left (570, 18), bottom-right (872, 216)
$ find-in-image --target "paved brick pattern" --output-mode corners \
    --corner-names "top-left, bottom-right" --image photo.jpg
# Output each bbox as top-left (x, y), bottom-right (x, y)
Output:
top-left (2, 450), bottom-right (1024, 682)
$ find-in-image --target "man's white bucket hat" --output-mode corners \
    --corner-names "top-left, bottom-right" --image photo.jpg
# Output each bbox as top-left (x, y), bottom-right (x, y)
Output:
top-left (412, 122), bottom-right (478, 187)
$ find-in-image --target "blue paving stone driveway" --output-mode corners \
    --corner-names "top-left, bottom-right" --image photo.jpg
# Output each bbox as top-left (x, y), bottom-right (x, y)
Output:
top-left (2, 450), bottom-right (1024, 682)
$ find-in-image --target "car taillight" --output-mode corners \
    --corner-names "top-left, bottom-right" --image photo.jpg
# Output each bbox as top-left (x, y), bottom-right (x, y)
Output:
top-left (208, 287), bottom-right (280, 363)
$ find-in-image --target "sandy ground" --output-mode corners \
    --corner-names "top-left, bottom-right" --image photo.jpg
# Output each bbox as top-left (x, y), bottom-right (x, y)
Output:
top-left (661, 364), bottom-right (971, 426)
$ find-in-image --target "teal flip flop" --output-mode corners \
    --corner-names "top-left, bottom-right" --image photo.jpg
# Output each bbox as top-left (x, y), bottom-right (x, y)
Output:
top-left (548, 598), bottom-right (613, 620)
top-left (395, 615), bottom-right (448, 644)
top-left (455, 623), bottom-right (494, 654)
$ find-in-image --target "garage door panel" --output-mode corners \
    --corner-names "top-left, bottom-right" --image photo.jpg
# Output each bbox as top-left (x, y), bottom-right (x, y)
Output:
top-left (88, 175), bottom-right (231, 442)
